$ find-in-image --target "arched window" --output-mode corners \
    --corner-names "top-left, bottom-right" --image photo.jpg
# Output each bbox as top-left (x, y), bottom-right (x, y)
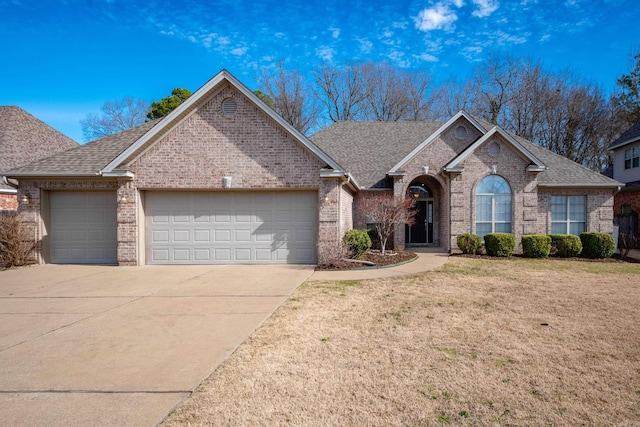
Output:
top-left (475, 175), bottom-right (512, 238)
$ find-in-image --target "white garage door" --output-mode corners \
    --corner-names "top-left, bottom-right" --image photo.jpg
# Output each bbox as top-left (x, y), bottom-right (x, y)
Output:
top-left (145, 192), bottom-right (318, 264)
top-left (50, 191), bottom-right (118, 264)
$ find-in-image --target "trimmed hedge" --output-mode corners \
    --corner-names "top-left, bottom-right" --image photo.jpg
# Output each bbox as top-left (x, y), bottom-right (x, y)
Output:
top-left (342, 229), bottom-right (371, 259)
top-left (457, 233), bottom-right (482, 254)
top-left (484, 233), bottom-right (515, 257)
top-left (579, 232), bottom-right (615, 259)
top-left (366, 228), bottom-right (381, 250)
top-left (521, 234), bottom-right (552, 258)
top-left (549, 234), bottom-right (582, 257)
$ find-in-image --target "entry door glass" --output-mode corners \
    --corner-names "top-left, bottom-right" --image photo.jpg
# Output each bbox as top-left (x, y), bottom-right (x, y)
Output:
top-left (412, 201), bottom-right (427, 243)
top-left (408, 200), bottom-right (434, 244)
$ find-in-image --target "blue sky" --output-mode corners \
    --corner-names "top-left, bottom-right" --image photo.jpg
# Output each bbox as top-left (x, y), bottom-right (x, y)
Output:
top-left (2, 0), bottom-right (638, 142)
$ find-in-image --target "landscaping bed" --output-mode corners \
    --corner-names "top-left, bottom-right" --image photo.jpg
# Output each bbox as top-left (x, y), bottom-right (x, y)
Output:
top-left (316, 250), bottom-right (417, 270)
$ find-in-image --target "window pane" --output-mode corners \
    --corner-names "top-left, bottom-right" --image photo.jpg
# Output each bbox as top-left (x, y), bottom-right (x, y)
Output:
top-left (634, 157), bottom-right (640, 168)
top-left (551, 196), bottom-right (567, 221)
top-left (634, 147), bottom-right (639, 157)
top-left (569, 196), bottom-right (586, 221)
top-left (570, 222), bottom-right (585, 235)
top-left (626, 149), bottom-right (632, 159)
top-left (626, 159), bottom-right (632, 169)
top-left (495, 223), bottom-right (511, 233)
top-left (476, 195), bottom-right (492, 221)
top-left (551, 223), bottom-right (567, 234)
top-left (476, 223), bottom-right (492, 238)
top-left (477, 175), bottom-right (510, 194)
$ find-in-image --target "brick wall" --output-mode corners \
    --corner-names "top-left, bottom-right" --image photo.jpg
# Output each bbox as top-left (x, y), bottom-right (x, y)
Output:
top-left (0, 193), bottom-right (18, 211)
top-left (130, 84), bottom-right (324, 190)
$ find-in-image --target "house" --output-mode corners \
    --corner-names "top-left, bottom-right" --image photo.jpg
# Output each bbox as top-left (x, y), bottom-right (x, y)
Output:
top-left (609, 120), bottom-right (640, 241)
top-left (0, 106), bottom-right (78, 210)
top-left (3, 70), bottom-right (622, 266)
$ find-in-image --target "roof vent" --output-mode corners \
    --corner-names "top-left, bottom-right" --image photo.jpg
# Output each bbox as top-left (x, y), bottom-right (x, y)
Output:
top-left (454, 125), bottom-right (468, 140)
top-left (222, 98), bottom-right (237, 116)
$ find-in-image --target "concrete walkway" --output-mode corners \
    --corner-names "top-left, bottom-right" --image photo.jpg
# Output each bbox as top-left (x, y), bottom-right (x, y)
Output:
top-left (0, 264), bottom-right (313, 427)
top-left (309, 248), bottom-right (450, 281)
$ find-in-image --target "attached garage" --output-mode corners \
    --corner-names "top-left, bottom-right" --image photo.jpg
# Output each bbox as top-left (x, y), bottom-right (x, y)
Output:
top-left (145, 191), bottom-right (318, 264)
top-left (49, 191), bottom-right (118, 264)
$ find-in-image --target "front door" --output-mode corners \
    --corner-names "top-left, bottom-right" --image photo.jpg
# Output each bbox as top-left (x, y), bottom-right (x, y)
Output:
top-left (407, 200), bottom-right (434, 245)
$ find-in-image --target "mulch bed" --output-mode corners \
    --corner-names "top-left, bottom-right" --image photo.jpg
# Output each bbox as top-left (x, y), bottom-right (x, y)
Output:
top-left (316, 250), bottom-right (417, 270)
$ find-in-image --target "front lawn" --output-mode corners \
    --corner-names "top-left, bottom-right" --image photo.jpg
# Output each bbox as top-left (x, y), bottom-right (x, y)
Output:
top-left (162, 257), bottom-right (640, 426)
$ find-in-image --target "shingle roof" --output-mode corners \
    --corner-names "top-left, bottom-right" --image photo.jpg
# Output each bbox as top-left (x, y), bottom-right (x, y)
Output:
top-left (311, 117), bottom-right (621, 189)
top-left (609, 120), bottom-right (640, 150)
top-left (0, 106), bottom-right (78, 188)
top-left (310, 121), bottom-right (443, 188)
top-left (6, 120), bottom-right (159, 176)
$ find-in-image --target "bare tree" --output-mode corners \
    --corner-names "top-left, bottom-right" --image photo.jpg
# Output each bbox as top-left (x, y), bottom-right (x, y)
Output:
top-left (313, 63), bottom-right (367, 122)
top-left (358, 193), bottom-right (416, 255)
top-left (80, 96), bottom-right (148, 142)
top-left (257, 62), bottom-right (318, 134)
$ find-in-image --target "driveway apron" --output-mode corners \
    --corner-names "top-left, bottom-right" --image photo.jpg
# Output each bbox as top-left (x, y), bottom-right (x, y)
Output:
top-left (0, 264), bottom-right (313, 426)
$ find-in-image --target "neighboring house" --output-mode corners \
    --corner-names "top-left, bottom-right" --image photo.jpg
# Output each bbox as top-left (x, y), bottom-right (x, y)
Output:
top-left (0, 106), bottom-right (78, 210)
top-left (609, 120), bottom-right (640, 241)
top-left (3, 70), bottom-right (622, 266)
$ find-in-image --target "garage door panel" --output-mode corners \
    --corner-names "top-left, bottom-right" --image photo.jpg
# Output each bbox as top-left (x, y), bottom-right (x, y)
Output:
top-left (145, 192), bottom-right (317, 264)
top-left (50, 192), bottom-right (117, 264)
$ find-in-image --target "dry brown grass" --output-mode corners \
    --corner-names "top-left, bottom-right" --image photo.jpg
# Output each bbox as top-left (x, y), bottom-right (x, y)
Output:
top-left (162, 257), bottom-right (640, 426)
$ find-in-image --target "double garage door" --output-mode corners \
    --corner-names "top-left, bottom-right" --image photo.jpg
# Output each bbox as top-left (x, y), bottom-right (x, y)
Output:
top-left (145, 191), bottom-right (318, 264)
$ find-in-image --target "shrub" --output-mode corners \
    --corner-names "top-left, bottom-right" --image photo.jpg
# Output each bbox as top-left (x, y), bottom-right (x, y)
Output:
top-left (366, 227), bottom-right (381, 250)
top-left (484, 233), bottom-right (515, 257)
top-left (342, 229), bottom-right (371, 259)
top-left (457, 233), bottom-right (482, 254)
top-left (0, 212), bottom-right (37, 268)
top-left (521, 234), bottom-right (552, 258)
top-left (549, 234), bottom-right (582, 257)
top-left (579, 232), bottom-right (615, 259)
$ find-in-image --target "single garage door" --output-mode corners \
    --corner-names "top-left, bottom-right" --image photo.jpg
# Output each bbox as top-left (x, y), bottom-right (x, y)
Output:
top-left (49, 191), bottom-right (118, 264)
top-left (145, 191), bottom-right (318, 264)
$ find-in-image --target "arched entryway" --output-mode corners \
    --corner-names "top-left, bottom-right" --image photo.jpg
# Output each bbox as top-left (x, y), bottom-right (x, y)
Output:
top-left (405, 178), bottom-right (437, 246)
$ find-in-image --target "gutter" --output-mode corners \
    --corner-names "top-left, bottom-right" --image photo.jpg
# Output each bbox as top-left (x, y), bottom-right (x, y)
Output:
top-left (2, 175), bottom-right (18, 189)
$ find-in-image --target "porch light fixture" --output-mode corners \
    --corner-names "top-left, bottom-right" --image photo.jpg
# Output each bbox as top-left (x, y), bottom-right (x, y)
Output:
top-left (20, 193), bottom-right (30, 205)
top-left (422, 166), bottom-right (429, 175)
top-left (119, 194), bottom-right (128, 203)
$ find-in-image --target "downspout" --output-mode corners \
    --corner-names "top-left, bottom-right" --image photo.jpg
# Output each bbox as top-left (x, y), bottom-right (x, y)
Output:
top-left (338, 174), bottom-right (352, 241)
top-left (2, 176), bottom-right (19, 189)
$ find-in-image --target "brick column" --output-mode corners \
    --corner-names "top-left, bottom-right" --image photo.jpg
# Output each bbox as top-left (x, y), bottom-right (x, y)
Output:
top-left (116, 182), bottom-right (138, 266)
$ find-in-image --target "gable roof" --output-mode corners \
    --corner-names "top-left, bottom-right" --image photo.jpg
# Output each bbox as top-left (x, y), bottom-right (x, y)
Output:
top-left (5, 70), bottom-right (347, 181)
top-left (444, 126), bottom-right (546, 173)
top-left (5, 120), bottom-right (160, 177)
top-left (312, 112), bottom-right (621, 190)
top-left (389, 110), bottom-right (487, 173)
top-left (0, 106), bottom-right (78, 190)
top-left (103, 69), bottom-right (344, 174)
top-left (609, 120), bottom-right (640, 151)
top-left (309, 121), bottom-right (443, 188)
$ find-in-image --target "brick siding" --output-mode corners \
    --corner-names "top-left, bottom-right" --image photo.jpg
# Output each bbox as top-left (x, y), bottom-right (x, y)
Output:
top-left (0, 193), bottom-right (18, 211)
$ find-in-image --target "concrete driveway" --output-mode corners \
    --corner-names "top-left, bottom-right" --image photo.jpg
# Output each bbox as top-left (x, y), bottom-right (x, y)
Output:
top-left (0, 264), bottom-right (313, 426)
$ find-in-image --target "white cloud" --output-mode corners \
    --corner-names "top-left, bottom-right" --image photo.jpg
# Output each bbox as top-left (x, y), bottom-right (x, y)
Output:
top-left (416, 52), bottom-right (439, 62)
top-left (316, 46), bottom-right (335, 62)
top-left (356, 37), bottom-right (373, 54)
top-left (471, 0), bottom-right (499, 17)
top-left (230, 46), bottom-right (248, 56)
top-left (414, 1), bottom-right (461, 32)
top-left (329, 26), bottom-right (341, 38)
